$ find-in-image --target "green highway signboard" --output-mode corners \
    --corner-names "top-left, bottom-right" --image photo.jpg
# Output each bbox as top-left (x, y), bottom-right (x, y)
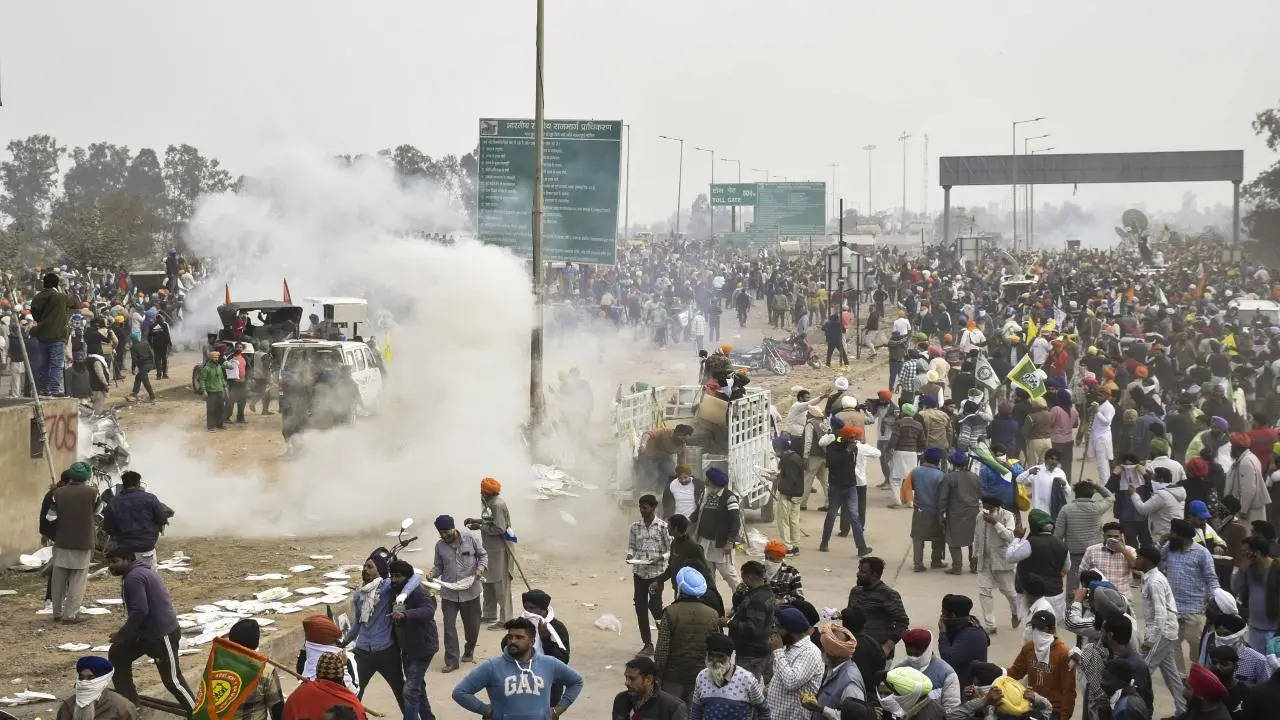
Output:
top-left (477, 118), bottom-right (622, 264)
top-left (724, 223), bottom-right (779, 249)
top-left (755, 181), bottom-right (826, 235)
top-left (710, 183), bottom-right (758, 206)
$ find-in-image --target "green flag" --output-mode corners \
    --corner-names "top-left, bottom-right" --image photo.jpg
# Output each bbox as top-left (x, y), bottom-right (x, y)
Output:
top-left (192, 636), bottom-right (269, 720)
top-left (1007, 354), bottom-right (1047, 398)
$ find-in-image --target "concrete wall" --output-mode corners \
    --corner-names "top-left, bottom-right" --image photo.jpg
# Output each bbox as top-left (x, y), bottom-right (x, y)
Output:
top-left (0, 398), bottom-right (81, 565)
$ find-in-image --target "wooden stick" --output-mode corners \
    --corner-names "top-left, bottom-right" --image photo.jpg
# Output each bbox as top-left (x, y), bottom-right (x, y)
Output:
top-left (505, 539), bottom-right (532, 592)
top-left (262, 655), bottom-right (386, 717)
top-left (136, 694), bottom-right (187, 716)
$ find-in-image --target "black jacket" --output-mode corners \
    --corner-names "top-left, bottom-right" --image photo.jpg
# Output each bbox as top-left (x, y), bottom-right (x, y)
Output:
top-left (825, 439), bottom-right (856, 488)
top-left (777, 450), bottom-right (805, 498)
top-left (611, 690), bottom-right (687, 720)
top-left (847, 580), bottom-right (910, 645)
top-left (728, 584), bottom-right (775, 658)
top-left (695, 488), bottom-right (740, 548)
top-left (39, 488), bottom-right (58, 540)
top-left (103, 487), bottom-right (173, 553)
top-left (393, 584), bottom-right (438, 660)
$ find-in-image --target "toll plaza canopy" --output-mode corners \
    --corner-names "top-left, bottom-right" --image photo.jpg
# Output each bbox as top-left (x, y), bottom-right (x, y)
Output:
top-left (937, 150), bottom-right (1245, 244)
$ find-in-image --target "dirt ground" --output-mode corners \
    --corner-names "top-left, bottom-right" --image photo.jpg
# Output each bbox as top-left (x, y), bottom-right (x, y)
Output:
top-left (0, 307), bottom-right (1176, 719)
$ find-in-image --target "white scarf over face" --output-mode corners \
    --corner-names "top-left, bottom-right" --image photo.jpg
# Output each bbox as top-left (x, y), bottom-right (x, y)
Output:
top-left (302, 642), bottom-right (360, 694)
top-left (522, 607), bottom-right (566, 654)
top-left (74, 670), bottom-right (114, 720)
top-left (1031, 630), bottom-right (1054, 666)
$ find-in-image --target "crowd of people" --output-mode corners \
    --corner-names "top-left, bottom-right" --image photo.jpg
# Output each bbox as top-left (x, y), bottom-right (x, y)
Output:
top-left (1, 250), bottom-right (204, 407)
top-left (36, 232), bottom-right (1280, 720)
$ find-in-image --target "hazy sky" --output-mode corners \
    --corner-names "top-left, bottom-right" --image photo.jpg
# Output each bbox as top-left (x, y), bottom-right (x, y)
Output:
top-left (1, 1), bottom-right (1276, 230)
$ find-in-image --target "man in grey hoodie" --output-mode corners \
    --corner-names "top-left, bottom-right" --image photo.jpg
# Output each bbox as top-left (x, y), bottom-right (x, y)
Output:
top-left (452, 617), bottom-right (584, 720)
top-left (105, 546), bottom-right (196, 713)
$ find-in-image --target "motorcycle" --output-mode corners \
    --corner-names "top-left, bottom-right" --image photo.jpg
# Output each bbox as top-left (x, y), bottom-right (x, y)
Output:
top-left (729, 333), bottom-right (821, 376)
top-left (729, 340), bottom-right (791, 376)
top-left (768, 333), bottom-right (822, 369)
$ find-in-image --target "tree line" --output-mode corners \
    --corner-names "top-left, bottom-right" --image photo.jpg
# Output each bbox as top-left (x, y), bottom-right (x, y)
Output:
top-left (0, 136), bottom-right (478, 271)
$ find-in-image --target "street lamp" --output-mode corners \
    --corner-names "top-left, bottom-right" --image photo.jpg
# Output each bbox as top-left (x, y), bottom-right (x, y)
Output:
top-left (1028, 145), bottom-right (1054, 248)
top-left (658, 135), bottom-right (685, 235)
top-left (1011, 116), bottom-right (1045, 251)
top-left (722, 158), bottom-right (742, 182)
top-left (897, 132), bottom-right (911, 224)
top-left (862, 144), bottom-right (876, 217)
top-left (727, 156), bottom-right (747, 229)
top-left (693, 146), bottom-right (715, 238)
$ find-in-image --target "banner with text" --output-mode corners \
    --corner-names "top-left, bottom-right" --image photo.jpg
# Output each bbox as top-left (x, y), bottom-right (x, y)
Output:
top-left (710, 183), bottom-right (758, 206)
top-left (754, 182), bottom-right (826, 235)
top-left (477, 118), bottom-right (622, 264)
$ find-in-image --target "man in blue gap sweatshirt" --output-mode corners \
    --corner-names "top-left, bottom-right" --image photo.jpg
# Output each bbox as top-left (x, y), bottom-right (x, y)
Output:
top-left (105, 546), bottom-right (197, 713)
top-left (452, 617), bottom-right (584, 720)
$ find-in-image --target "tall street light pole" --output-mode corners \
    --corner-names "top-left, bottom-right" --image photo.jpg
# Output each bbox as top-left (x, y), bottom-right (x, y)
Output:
top-left (1011, 116), bottom-right (1045, 251)
top-left (829, 162), bottom-right (839, 224)
top-left (694, 146), bottom-right (715, 238)
top-left (530, 0), bottom-right (547, 429)
top-left (1029, 145), bottom-right (1054, 248)
top-left (897, 132), bottom-right (911, 224)
top-left (722, 157), bottom-right (741, 231)
top-left (622, 123), bottom-right (631, 239)
top-left (1023, 134), bottom-right (1050, 244)
top-left (862, 144), bottom-right (875, 218)
top-left (658, 135), bottom-right (684, 236)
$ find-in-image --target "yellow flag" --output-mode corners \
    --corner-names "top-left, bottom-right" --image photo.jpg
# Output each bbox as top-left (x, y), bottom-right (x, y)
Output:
top-left (1026, 316), bottom-right (1038, 346)
top-left (381, 333), bottom-right (394, 365)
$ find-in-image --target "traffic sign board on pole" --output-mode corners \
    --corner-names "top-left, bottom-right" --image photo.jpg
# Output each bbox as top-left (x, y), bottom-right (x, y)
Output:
top-left (477, 118), bottom-right (622, 264)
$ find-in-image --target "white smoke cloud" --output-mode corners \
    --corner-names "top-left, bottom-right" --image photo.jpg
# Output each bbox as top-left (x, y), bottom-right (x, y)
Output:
top-left (131, 145), bottom-right (540, 538)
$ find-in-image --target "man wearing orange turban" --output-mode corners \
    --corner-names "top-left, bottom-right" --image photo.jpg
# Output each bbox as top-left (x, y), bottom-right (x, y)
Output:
top-left (467, 478), bottom-right (514, 628)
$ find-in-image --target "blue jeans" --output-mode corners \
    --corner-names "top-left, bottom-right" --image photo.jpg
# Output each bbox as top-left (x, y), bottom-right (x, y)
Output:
top-left (821, 485), bottom-right (868, 552)
top-left (37, 339), bottom-right (65, 395)
top-left (402, 656), bottom-right (434, 720)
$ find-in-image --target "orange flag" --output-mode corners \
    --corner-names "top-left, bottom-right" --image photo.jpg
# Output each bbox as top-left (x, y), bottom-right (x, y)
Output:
top-left (224, 284), bottom-right (231, 305)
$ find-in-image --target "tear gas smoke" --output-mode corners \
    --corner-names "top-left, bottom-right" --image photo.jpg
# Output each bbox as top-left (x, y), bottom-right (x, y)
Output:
top-left (131, 146), bottom-right (540, 537)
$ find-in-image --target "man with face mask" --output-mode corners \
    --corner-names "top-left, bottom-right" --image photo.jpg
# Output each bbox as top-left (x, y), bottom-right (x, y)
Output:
top-left (519, 590), bottom-right (571, 705)
top-left (1098, 659), bottom-right (1149, 720)
top-left (388, 559), bottom-right (437, 720)
top-left (952, 661), bottom-right (1052, 720)
top-left (689, 633), bottom-right (768, 720)
top-left (452, 618), bottom-right (583, 720)
top-left (1198, 609), bottom-right (1269, 681)
top-left (426, 515), bottom-right (486, 673)
top-left (877, 666), bottom-right (942, 720)
top-left (1007, 611), bottom-right (1075, 720)
top-left (892, 629), bottom-right (961, 713)
top-left (1162, 519), bottom-right (1221, 672)
top-left (56, 656), bottom-right (136, 720)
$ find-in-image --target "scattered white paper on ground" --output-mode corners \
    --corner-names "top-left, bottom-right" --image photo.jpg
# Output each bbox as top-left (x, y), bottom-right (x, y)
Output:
top-left (246, 573), bottom-right (291, 581)
top-left (294, 587), bottom-right (325, 595)
top-left (80, 607), bottom-right (111, 616)
top-left (593, 614), bottom-right (622, 633)
top-left (558, 511), bottom-right (578, 526)
top-left (57, 643), bottom-right (91, 652)
top-left (289, 565), bottom-right (315, 573)
top-left (294, 597), bottom-right (323, 607)
top-left (318, 595), bottom-right (347, 604)
top-left (90, 645), bottom-right (111, 652)
top-left (323, 571), bottom-right (350, 580)
top-left (309, 554), bottom-right (334, 560)
top-left (96, 598), bottom-right (123, 605)
top-left (0, 590), bottom-right (17, 597)
top-left (255, 587), bottom-right (292, 602)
